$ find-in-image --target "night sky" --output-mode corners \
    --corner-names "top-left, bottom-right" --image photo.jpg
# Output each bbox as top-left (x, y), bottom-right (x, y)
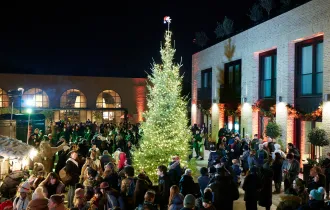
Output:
top-left (0, 0), bottom-right (308, 84)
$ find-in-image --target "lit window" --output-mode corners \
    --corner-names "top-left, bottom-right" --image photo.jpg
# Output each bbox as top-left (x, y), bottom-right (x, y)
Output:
top-left (96, 90), bottom-right (121, 108)
top-left (60, 89), bottom-right (87, 108)
top-left (0, 88), bottom-right (9, 108)
top-left (22, 88), bottom-right (49, 108)
top-left (259, 50), bottom-right (277, 99)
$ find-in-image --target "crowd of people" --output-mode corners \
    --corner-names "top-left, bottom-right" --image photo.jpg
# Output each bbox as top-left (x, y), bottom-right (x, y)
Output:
top-left (1, 121), bottom-right (330, 210)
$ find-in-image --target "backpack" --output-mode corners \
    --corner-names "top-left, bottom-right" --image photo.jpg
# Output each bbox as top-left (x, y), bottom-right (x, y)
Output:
top-left (126, 178), bottom-right (136, 197)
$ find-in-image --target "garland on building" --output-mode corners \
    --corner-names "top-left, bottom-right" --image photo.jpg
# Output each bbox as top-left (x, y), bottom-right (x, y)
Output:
top-left (252, 99), bottom-right (276, 118)
top-left (286, 103), bottom-right (323, 121)
top-left (225, 104), bottom-right (241, 116)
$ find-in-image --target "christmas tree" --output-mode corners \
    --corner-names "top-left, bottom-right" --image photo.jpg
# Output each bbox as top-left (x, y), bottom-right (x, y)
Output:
top-left (133, 21), bottom-right (192, 182)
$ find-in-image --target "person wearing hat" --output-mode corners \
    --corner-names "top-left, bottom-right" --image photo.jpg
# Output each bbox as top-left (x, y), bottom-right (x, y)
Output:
top-left (72, 188), bottom-right (90, 210)
top-left (66, 150), bottom-right (80, 208)
top-left (202, 190), bottom-right (216, 209)
top-left (182, 194), bottom-right (196, 210)
top-left (13, 181), bottom-right (31, 210)
top-left (298, 187), bottom-right (325, 209)
top-left (48, 194), bottom-right (68, 210)
top-left (99, 182), bottom-right (119, 209)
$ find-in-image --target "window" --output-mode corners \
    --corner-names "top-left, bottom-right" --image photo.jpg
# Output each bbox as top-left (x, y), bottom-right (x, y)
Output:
top-left (225, 60), bottom-right (241, 97)
top-left (96, 90), bottom-right (121, 108)
top-left (0, 88), bottom-right (9, 108)
top-left (60, 89), bottom-right (87, 108)
top-left (22, 88), bottom-right (49, 108)
top-left (259, 50), bottom-right (277, 99)
top-left (201, 69), bottom-right (212, 88)
top-left (296, 36), bottom-right (323, 96)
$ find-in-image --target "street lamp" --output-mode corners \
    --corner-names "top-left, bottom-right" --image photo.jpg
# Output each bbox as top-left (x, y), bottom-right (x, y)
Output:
top-left (8, 88), bottom-right (24, 138)
top-left (26, 108), bottom-right (32, 145)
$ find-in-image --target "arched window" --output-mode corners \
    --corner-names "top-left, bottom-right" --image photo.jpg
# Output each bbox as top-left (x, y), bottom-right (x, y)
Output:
top-left (96, 90), bottom-right (121, 108)
top-left (0, 88), bottom-right (9, 108)
top-left (60, 89), bottom-right (87, 108)
top-left (22, 88), bottom-right (49, 108)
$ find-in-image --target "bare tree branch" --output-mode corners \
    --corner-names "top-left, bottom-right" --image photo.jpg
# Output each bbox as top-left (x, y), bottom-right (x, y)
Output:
top-left (248, 3), bottom-right (263, 22)
top-left (260, 0), bottom-right (273, 16)
top-left (194, 31), bottom-right (209, 48)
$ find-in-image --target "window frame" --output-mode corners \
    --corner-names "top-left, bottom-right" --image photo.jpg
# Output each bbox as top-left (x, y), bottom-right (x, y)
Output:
top-left (259, 49), bottom-right (277, 99)
top-left (224, 59), bottom-right (241, 97)
top-left (60, 89), bottom-right (87, 108)
top-left (295, 36), bottom-right (323, 97)
top-left (201, 68), bottom-right (212, 89)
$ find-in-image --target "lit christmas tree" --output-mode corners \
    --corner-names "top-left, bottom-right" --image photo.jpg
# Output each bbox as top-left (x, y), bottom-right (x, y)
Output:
top-left (133, 17), bottom-right (193, 182)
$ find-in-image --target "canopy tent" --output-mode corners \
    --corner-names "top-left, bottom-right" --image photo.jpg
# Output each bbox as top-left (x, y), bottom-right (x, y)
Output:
top-left (0, 135), bottom-right (35, 160)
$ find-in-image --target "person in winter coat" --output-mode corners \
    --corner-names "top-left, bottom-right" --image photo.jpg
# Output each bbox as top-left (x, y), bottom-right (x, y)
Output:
top-left (134, 172), bottom-right (153, 207)
top-left (168, 185), bottom-right (184, 210)
top-left (208, 144), bottom-right (220, 167)
top-left (198, 167), bottom-right (210, 196)
top-left (48, 194), bottom-right (68, 210)
top-left (137, 190), bottom-right (158, 210)
top-left (208, 167), bottom-right (238, 210)
top-left (72, 188), bottom-right (90, 210)
top-left (276, 187), bottom-right (302, 210)
top-left (288, 143), bottom-right (300, 161)
top-left (294, 178), bottom-right (309, 205)
top-left (39, 172), bottom-right (65, 198)
top-left (179, 169), bottom-right (196, 196)
top-left (307, 166), bottom-right (326, 193)
top-left (258, 162), bottom-right (274, 210)
top-left (200, 190), bottom-right (216, 210)
top-left (27, 187), bottom-right (48, 210)
top-left (272, 152), bottom-right (283, 194)
top-left (241, 145), bottom-right (250, 174)
top-left (168, 155), bottom-right (182, 186)
top-left (181, 194), bottom-right (196, 210)
top-left (272, 144), bottom-right (286, 160)
top-left (99, 182), bottom-right (119, 210)
top-left (157, 165), bottom-right (170, 210)
top-left (298, 187), bottom-right (325, 210)
top-left (243, 166), bottom-right (261, 210)
top-left (13, 181), bottom-right (31, 210)
top-left (282, 153), bottom-right (300, 192)
top-left (66, 150), bottom-right (80, 208)
top-left (231, 159), bottom-right (242, 185)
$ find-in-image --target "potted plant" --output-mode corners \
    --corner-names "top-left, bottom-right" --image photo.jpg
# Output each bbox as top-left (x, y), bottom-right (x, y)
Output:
top-left (303, 128), bottom-right (329, 181)
top-left (265, 121), bottom-right (281, 140)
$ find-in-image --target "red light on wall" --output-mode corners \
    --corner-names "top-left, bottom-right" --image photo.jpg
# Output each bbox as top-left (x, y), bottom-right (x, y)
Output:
top-left (133, 79), bottom-right (147, 122)
top-left (300, 121), bottom-right (306, 168)
top-left (218, 103), bottom-right (225, 128)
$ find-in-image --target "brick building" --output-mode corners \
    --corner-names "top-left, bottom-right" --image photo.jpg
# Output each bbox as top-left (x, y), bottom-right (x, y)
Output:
top-left (0, 73), bottom-right (147, 124)
top-left (191, 0), bottom-right (330, 164)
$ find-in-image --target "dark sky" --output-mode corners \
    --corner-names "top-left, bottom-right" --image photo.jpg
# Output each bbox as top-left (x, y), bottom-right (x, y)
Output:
top-left (0, 0), bottom-right (307, 83)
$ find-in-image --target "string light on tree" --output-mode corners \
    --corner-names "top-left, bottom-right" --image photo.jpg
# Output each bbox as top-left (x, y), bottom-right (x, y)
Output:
top-left (133, 17), bottom-right (193, 182)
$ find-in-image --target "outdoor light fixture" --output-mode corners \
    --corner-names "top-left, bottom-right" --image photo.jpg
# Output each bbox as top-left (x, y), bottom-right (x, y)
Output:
top-left (212, 99), bottom-right (217, 103)
top-left (278, 96), bottom-right (283, 102)
top-left (242, 97), bottom-right (247, 103)
top-left (324, 94), bottom-right (330, 102)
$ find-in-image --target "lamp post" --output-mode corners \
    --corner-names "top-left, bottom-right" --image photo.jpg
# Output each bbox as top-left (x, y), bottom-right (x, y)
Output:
top-left (26, 108), bottom-right (32, 145)
top-left (8, 88), bottom-right (24, 138)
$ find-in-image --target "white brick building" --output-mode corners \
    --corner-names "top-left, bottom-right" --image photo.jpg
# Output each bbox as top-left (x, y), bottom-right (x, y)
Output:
top-left (191, 0), bottom-right (330, 163)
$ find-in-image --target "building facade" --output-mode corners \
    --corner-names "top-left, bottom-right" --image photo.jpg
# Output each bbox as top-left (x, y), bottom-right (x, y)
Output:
top-left (192, 0), bottom-right (330, 164)
top-left (0, 73), bottom-right (147, 124)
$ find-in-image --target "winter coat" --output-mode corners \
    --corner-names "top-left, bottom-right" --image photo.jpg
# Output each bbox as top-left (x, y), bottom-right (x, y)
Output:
top-left (307, 173), bottom-right (326, 193)
top-left (179, 175), bottom-right (196, 196)
top-left (247, 155), bottom-right (258, 169)
top-left (258, 168), bottom-right (273, 207)
top-left (282, 159), bottom-right (300, 182)
top-left (169, 193), bottom-right (184, 210)
top-left (272, 159), bottom-right (283, 183)
top-left (242, 173), bottom-right (261, 202)
top-left (231, 164), bottom-right (241, 184)
top-left (157, 174), bottom-right (171, 206)
top-left (134, 176), bottom-right (153, 206)
top-left (208, 175), bottom-right (237, 210)
top-left (272, 144), bottom-right (286, 160)
top-left (65, 158), bottom-right (80, 186)
top-left (276, 194), bottom-right (301, 210)
top-left (103, 173), bottom-right (120, 191)
top-left (39, 180), bottom-right (65, 198)
top-left (168, 161), bottom-right (182, 186)
top-left (208, 151), bottom-right (219, 167)
top-left (197, 175), bottom-right (210, 195)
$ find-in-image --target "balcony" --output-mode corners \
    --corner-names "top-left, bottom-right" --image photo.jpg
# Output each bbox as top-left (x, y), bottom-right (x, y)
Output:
top-left (219, 85), bottom-right (241, 103)
top-left (295, 96), bottom-right (322, 113)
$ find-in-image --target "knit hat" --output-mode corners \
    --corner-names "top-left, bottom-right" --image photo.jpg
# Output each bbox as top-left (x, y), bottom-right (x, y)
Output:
top-left (75, 188), bottom-right (85, 199)
top-left (50, 194), bottom-right (65, 205)
top-left (310, 188), bottom-right (323, 200)
top-left (184, 194), bottom-right (196, 208)
top-left (20, 181), bottom-right (31, 193)
top-left (202, 191), bottom-right (213, 204)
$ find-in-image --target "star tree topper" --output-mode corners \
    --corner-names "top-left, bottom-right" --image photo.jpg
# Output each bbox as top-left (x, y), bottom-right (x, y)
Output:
top-left (164, 16), bottom-right (171, 30)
